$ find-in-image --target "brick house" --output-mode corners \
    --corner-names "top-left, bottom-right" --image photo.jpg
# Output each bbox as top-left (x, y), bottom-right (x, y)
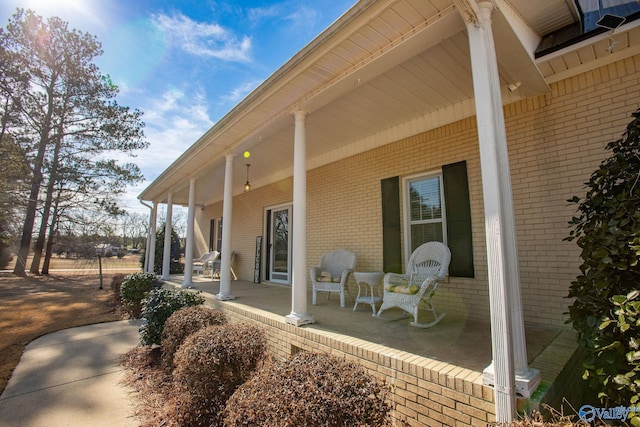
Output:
top-left (139, 0), bottom-right (640, 423)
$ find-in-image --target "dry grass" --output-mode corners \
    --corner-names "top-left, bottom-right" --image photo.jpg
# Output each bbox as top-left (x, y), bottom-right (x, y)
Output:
top-left (0, 267), bottom-right (134, 394)
top-left (491, 409), bottom-right (591, 426)
top-left (120, 346), bottom-right (181, 427)
top-left (3, 253), bottom-right (142, 273)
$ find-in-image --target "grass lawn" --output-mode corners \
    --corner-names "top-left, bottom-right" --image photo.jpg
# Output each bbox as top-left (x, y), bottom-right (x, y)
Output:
top-left (0, 256), bottom-right (139, 394)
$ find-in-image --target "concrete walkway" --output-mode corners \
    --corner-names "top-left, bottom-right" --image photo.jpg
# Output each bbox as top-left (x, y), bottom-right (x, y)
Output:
top-left (0, 320), bottom-right (142, 427)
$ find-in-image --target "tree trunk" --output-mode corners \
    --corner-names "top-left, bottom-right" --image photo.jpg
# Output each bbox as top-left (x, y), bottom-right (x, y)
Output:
top-left (13, 155), bottom-right (45, 275)
top-left (29, 135), bottom-right (61, 274)
top-left (41, 194), bottom-right (61, 275)
top-left (13, 78), bottom-right (56, 276)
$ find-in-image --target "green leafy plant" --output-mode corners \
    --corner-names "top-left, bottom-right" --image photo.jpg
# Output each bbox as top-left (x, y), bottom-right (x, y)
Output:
top-left (223, 351), bottom-right (390, 426)
top-left (160, 305), bottom-right (227, 370)
top-left (120, 272), bottom-right (162, 318)
top-left (566, 108), bottom-right (640, 413)
top-left (139, 223), bottom-right (183, 274)
top-left (138, 288), bottom-right (205, 346)
top-left (598, 290), bottom-right (640, 425)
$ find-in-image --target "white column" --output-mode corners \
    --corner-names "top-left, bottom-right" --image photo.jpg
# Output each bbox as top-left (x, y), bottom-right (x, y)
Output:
top-left (285, 110), bottom-right (314, 326)
top-left (147, 202), bottom-right (157, 274)
top-left (217, 154), bottom-right (235, 300)
top-left (456, 0), bottom-right (538, 421)
top-left (182, 179), bottom-right (196, 288)
top-left (161, 193), bottom-right (173, 280)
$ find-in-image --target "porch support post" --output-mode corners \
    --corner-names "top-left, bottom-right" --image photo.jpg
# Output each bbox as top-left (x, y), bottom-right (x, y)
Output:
top-left (217, 154), bottom-right (236, 300)
top-left (147, 201), bottom-right (158, 274)
top-left (182, 178), bottom-right (196, 288)
top-left (455, 0), bottom-right (540, 421)
top-left (161, 193), bottom-right (173, 280)
top-left (285, 110), bottom-right (314, 326)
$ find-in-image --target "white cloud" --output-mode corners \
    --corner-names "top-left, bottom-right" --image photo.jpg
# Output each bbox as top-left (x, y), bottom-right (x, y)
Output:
top-left (283, 6), bottom-right (319, 34)
top-left (140, 89), bottom-right (213, 175)
top-left (247, 5), bottom-right (280, 23)
top-left (118, 86), bottom-right (214, 213)
top-left (152, 12), bottom-right (252, 62)
top-left (220, 80), bottom-right (262, 105)
top-left (247, 2), bottom-right (319, 35)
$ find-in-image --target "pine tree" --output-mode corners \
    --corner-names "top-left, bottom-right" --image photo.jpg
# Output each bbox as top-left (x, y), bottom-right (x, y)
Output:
top-left (0, 9), bottom-right (147, 275)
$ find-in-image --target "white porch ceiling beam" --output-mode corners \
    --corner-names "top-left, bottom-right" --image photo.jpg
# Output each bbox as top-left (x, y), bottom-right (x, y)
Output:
top-left (488, 0), bottom-right (550, 97)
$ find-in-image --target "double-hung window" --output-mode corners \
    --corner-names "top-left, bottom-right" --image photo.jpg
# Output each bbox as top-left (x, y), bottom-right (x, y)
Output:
top-left (382, 161), bottom-right (474, 277)
top-left (405, 173), bottom-right (447, 254)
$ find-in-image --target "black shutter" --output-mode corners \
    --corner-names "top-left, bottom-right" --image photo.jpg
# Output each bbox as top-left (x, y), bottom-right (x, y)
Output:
top-left (442, 161), bottom-right (474, 277)
top-left (381, 176), bottom-right (403, 273)
top-left (209, 219), bottom-right (215, 252)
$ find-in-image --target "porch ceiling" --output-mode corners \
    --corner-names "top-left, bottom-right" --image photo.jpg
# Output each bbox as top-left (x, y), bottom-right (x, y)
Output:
top-left (139, 0), bottom-right (640, 206)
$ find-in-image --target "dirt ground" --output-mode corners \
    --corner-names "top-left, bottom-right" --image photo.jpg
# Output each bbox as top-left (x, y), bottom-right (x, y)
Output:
top-left (0, 266), bottom-right (135, 394)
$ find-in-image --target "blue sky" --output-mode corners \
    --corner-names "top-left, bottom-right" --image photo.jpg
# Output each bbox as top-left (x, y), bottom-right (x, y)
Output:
top-left (0, 0), bottom-right (355, 215)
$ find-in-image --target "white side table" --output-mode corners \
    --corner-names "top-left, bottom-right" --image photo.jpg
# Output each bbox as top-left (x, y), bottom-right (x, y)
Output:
top-left (353, 271), bottom-right (383, 315)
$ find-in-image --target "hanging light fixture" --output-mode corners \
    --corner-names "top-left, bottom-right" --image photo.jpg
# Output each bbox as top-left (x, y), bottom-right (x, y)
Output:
top-left (244, 163), bottom-right (251, 192)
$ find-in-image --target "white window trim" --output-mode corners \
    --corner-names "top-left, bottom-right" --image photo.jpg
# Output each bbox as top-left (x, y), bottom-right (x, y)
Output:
top-left (402, 170), bottom-right (448, 266)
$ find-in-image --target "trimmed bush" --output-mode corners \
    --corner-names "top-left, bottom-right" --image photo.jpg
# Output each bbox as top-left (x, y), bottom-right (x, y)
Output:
top-left (160, 305), bottom-right (227, 370)
top-left (223, 351), bottom-right (390, 426)
top-left (139, 288), bottom-right (205, 346)
top-left (120, 272), bottom-right (162, 318)
top-left (173, 323), bottom-right (266, 427)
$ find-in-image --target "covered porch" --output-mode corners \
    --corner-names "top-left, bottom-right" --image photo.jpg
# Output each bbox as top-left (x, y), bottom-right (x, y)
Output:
top-left (162, 274), bottom-right (578, 424)
top-left (138, 0), bottom-right (640, 423)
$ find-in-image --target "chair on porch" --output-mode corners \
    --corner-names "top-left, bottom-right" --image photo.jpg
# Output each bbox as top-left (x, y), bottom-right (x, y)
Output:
top-left (376, 241), bottom-right (451, 328)
top-left (211, 251), bottom-right (238, 280)
top-left (192, 251), bottom-right (218, 276)
top-left (311, 249), bottom-right (357, 308)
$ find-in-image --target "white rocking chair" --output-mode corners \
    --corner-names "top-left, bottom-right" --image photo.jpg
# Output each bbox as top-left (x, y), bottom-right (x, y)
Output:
top-left (311, 249), bottom-right (357, 308)
top-left (376, 242), bottom-right (451, 328)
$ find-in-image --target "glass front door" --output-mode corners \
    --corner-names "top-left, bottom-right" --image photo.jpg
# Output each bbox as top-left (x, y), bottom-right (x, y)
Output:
top-left (268, 205), bottom-right (291, 283)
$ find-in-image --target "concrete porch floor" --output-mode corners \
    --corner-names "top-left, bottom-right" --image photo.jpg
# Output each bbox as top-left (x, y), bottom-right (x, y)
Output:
top-left (163, 274), bottom-right (577, 387)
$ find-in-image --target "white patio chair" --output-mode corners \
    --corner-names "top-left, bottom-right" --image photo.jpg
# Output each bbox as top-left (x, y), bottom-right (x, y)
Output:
top-left (375, 242), bottom-right (451, 328)
top-left (211, 251), bottom-right (237, 280)
top-left (311, 249), bottom-right (357, 308)
top-left (192, 251), bottom-right (218, 276)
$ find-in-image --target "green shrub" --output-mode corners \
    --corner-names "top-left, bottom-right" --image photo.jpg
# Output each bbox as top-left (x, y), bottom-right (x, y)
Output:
top-left (161, 305), bottom-right (227, 370)
top-left (139, 223), bottom-right (183, 274)
top-left (566, 107), bottom-right (640, 417)
top-left (173, 323), bottom-right (266, 427)
top-left (120, 272), bottom-right (162, 318)
top-left (223, 351), bottom-right (390, 426)
top-left (139, 288), bottom-right (205, 346)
